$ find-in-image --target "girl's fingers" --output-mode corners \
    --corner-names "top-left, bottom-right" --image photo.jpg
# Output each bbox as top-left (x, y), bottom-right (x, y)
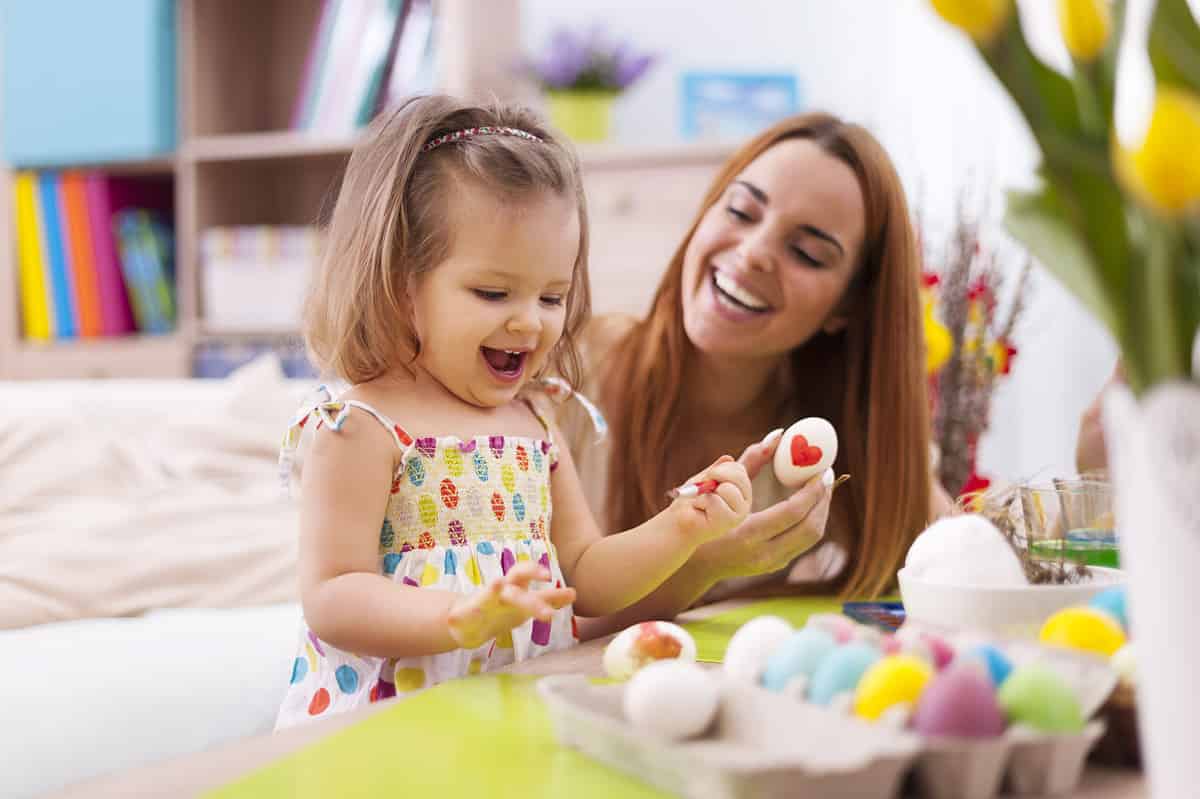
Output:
top-left (501, 562), bottom-right (551, 589)
top-left (708, 461), bottom-right (752, 500)
top-left (538, 586), bottom-right (577, 608)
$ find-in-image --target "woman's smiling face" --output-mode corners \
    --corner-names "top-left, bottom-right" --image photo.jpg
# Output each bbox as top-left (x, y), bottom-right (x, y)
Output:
top-left (680, 137), bottom-right (866, 361)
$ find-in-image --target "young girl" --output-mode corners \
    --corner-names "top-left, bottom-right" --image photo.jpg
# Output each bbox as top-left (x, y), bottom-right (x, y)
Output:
top-left (274, 95), bottom-right (751, 728)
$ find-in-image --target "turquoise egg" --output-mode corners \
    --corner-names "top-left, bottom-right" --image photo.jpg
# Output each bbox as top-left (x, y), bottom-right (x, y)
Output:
top-left (963, 643), bottom-right (1013, 688)
top-left (761, 628), bottom-right (837, 693)
top-left (808, 642), bottom-right (881, 706)
top-left (1089, 586), bottom-right (1129, 631)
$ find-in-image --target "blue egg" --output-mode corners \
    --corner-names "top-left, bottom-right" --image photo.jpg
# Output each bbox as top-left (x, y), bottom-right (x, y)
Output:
top-left (1089, 586), bottom-right (1129, 631)
top-left (761, 628), bottom-right (837, 693)
top-left (808, 642), bottom-right (881, 706)
top-left (964, 643), bottom-right (1013, 687)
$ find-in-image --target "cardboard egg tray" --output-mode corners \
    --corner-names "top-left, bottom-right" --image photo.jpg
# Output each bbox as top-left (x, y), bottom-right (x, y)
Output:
top-left (539, 673), bottom-right (1107, 799)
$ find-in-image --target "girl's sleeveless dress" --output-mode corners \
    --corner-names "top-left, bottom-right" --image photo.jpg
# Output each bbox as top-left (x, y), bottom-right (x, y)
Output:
top-left (273, 381), bottom-right (605, 729)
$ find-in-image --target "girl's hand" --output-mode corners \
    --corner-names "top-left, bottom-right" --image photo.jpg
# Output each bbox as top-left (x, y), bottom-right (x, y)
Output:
top-left (446, 562), bottom-right (576, 650)
top-left (694, 432), bottom-right (831, 582)
top-left (669, 456), bottom-right (752, 544)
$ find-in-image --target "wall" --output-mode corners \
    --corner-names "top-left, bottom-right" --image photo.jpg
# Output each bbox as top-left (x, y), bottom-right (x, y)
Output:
top-left (522, 0), bottom-right (1120, 482)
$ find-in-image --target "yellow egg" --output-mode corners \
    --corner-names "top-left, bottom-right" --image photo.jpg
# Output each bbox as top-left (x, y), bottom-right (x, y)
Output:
top-left (1040, 606), bottom-right (1127, 656)
top-left (854, 655), bottom-right (934, 721)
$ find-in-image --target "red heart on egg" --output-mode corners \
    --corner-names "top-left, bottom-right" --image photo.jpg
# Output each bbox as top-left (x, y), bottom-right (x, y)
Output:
top-left (790, 434), bottom-right (823, 467)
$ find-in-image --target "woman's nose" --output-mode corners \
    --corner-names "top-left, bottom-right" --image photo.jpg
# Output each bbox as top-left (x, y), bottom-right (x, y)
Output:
top-left (737, 229), bottom-right (775, 273)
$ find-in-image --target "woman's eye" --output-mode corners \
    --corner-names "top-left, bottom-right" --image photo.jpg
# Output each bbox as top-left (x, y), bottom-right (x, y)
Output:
top-left (473, 289), bottom-right (507, 301)
top-left (540, 295), bottom-right (565, 307)
top-left (726, 205), bottom-right (752, 223)
top-left (791, 247), bottom-right (823, 268)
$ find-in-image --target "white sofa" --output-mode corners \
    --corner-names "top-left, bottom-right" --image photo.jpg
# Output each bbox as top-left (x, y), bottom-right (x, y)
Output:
top-left (1, 356), bottom-right (313, 798)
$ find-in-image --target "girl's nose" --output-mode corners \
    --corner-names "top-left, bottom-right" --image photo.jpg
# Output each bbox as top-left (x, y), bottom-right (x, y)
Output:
top-left (506, 304), bottom-right (542, 335)
top-left (736, 227), bottom-right (776, 274)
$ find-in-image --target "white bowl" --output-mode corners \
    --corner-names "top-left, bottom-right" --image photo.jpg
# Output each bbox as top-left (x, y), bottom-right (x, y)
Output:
top-left (897, 566), bottom-right (1126, 637)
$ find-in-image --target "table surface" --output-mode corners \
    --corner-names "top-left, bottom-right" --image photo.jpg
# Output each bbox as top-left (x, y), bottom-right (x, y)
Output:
top-left (53, 601), bottom-right (1147, 799)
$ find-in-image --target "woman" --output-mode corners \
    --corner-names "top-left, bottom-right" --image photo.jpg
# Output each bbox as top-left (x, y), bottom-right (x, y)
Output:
top-left (559, 112), bottom-right (954, 635)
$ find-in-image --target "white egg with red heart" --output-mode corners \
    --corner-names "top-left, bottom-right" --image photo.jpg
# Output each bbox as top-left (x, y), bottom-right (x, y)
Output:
top-left (773, 417), bottom-right (838, 487)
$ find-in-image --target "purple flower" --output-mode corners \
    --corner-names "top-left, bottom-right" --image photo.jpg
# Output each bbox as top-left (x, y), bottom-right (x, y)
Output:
top-left (524, 25), bottom-right (656, 93)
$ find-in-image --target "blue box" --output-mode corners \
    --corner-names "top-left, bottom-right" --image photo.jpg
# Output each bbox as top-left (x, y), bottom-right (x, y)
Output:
top-left (2, 0), bottom-right (176, 167)
top-left (680, 72), bottom-right (801, 141)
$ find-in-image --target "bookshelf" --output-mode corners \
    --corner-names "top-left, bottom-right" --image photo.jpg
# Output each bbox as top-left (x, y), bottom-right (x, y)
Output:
top-left (0, 0), bottom-right (522, 379)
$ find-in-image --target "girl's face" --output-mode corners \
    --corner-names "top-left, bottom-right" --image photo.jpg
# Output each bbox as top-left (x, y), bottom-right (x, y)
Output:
top-left (680, 138), bottom-right (867, 362)
top-left (411, 183), bottom-right (579, 408)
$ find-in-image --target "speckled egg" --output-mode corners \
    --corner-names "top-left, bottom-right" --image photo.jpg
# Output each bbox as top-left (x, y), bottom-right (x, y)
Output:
top-left (723, 616), bottom-right (794, 683)
top-left (1089, 586), bottom-right (1129, 632)
top-left (1040, 606), bottom-right (1127, 657)
top-left (623, 660), bottom-right (720, 741)
top-left (911, 662), bottom-right (1007, 738)
top-left (808, 642), bottom-right (882, 706)
top-left (854, 655), bottom-right (933, 722)
top-left (961, 643), bottom-right (1013, 688)
top-left (603, 621), bottom-right (697, 680)
top-left (997, 663), bottom-right (1085, 733)
top-left (761, 627), bottom-right (837, 694)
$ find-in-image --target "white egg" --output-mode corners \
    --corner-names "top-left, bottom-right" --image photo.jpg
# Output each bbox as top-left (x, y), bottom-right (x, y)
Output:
top-left (623, 660), bottom-right (720, 741)
top-left (773, 418), bottom-right (839, 487)
top-left (723, 615), bottom-right (794, 683)
top-left (904, 513), bottom-right (1027, 586)
top-left (603, 621), bottom-right (698, 680)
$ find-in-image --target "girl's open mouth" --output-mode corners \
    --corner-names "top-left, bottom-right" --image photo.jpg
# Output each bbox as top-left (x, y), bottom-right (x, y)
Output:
top-left (481, 347), bottom-right (527, 382)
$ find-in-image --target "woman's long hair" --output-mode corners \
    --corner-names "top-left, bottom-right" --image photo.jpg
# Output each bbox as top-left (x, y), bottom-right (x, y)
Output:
top-left (601, 113), bottom-right (931, 599)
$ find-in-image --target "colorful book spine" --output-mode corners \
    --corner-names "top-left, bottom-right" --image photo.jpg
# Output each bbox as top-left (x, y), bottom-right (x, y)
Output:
top-left (37, 172), bottom-right (78, 338)
top-left (59, 171), bottom-right (103, 337)
top-left (11, 172), bottom-right (53, 340)
top-left (292, 0), bottom-right (339, 130)
top-left (114, 210), bottom-right (175, 334)
top-left (84, 173), bottom-right (137, 335)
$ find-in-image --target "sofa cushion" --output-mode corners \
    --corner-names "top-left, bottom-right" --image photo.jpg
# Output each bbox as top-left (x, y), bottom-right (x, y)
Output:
top-left (1, 603), bottom-right (301, 798)
top-left (0, 355), bottom-right (311, 629)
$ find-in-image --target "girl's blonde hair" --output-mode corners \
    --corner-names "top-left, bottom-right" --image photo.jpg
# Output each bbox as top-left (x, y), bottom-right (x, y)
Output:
top-left (305, 94), bottom-right (590, 387)
top-left (602, 112), bottom-right (932, 600)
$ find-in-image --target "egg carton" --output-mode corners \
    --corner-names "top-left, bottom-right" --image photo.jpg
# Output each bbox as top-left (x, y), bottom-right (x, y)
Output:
top-left (539, 674), bottom-right (919, 799)
top-left (538, 673), bottom-right (1107, 799)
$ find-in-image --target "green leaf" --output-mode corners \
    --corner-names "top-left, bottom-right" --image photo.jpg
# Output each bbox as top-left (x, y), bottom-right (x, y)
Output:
top-left (1149, 0), bottom-right (1200, 93)
top-left (984, 14), bottom-right (1086, 145)
top-left (1005, 188), bottom-right (1120, 336)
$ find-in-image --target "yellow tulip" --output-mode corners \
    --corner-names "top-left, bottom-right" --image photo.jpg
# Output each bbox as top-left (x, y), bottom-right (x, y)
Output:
top-left (1058, 0), bottom-right (1112, 62)
top-left (1115, 86), bottom-right (1200, 214)
top-left (930, 0), bottom-right (1012, 45)
top-left (924, 299), bottom-right (953, 374)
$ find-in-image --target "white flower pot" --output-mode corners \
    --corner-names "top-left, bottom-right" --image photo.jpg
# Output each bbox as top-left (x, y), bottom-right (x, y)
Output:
top-left (1102, 380), bottom-right (1200, 798)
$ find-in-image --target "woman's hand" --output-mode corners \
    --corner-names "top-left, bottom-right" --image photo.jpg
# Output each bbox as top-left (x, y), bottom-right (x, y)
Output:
top-left (668, 455), bottom-right (753, 544)
top-left (692, 432), bottom-right (831, 582)
top-left (446, 563), bottom-right (576, 650)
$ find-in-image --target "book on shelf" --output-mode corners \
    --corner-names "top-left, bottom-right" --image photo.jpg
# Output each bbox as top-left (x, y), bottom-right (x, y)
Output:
top-left (10, 170), bottom-right (174, 341)
top-left (292, 0), bottom-right (436, 136)
top-left (114, 210), bottom-right (175, 335)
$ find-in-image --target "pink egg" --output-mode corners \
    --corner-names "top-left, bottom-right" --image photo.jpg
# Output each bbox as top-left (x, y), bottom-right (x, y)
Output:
top-left (807, 613), bottom-right (856, 644)
top-left (911, 662), bottom-right (1006, 738)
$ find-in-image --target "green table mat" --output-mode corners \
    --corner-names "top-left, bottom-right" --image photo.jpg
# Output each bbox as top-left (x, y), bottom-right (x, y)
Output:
top-left (208, 674), bottom-right (665, 799)
top-left (681, 596), bottom-right (843, 662)
top-left (210, 598), bottom-right (847, 797)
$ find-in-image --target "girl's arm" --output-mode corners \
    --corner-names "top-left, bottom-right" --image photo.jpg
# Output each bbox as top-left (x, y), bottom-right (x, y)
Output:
top-left (299, 415), bottom-right (572, 657)
top-left (550, 438), bottom-right (751, 618)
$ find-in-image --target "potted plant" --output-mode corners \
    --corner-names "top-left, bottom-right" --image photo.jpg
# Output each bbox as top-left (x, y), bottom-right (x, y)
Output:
top-left (527, 26), bottom-right (656, 142)
top-left (927, 1), bottom-right (1199, 794)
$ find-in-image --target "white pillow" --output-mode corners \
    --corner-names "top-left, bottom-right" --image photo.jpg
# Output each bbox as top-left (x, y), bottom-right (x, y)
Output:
top-left (0, 603), bottom-right (301, 799)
